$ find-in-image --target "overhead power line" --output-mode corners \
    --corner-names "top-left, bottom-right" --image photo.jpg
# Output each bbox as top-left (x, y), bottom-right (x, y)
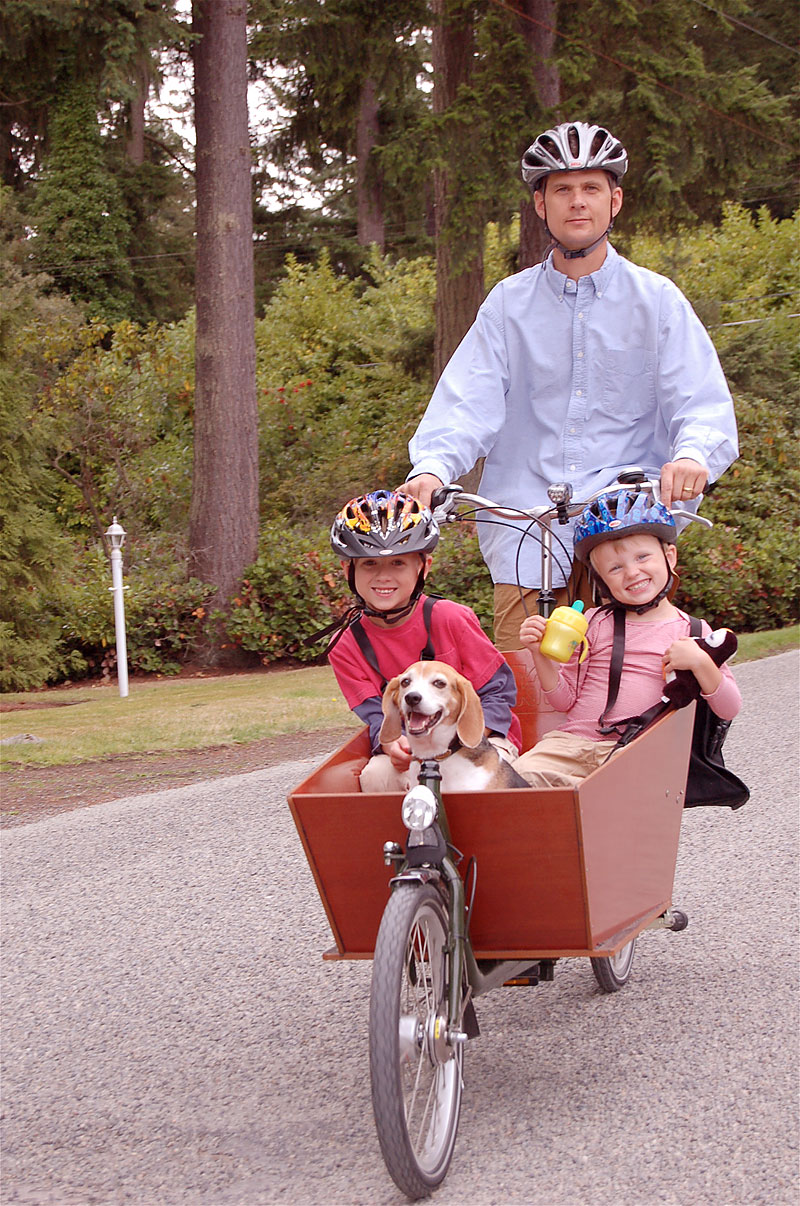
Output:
top-left (686, 0), bottom-right (800, 56)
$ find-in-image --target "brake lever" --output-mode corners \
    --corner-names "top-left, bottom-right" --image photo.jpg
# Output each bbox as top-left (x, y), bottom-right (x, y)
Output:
top-left (670, 506), bottom-right (713, 529)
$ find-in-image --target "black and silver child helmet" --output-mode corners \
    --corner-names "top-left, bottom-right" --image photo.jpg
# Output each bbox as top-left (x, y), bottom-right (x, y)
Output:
top-left (521, 121), bottom-right (628, 190)
top-left (331, 490), bottom-right (440, 559)
top-left (331, 490), bottom-right (440, 623)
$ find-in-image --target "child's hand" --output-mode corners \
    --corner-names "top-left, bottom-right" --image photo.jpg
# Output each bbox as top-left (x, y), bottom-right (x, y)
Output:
top-left (383, 736), bottom-right (413, 771)
top-left (663, 638), bottom-right (722, 695)
top-left (519, 613), bottom-right (548, 650)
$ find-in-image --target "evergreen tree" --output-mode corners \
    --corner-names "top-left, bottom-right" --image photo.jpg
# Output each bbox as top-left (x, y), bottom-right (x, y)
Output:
top-left (31, 75), bottom-right (136, 320)
top-left (554, 0), bottom-right (795, 229)
top-left (0, 188), bottom-right (80, 688)
top-left (1, 0), bottom-right (195, 323)
top-left (249, 0), bottom-right (430, 255)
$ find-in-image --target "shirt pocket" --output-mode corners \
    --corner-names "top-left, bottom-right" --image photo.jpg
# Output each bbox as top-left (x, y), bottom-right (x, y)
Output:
top-left (603, 348), bottom-right (655, 416)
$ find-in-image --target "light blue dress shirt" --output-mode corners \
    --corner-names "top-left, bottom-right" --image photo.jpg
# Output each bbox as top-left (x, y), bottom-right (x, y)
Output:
top-left (409, 244), bottom-right (738, 587)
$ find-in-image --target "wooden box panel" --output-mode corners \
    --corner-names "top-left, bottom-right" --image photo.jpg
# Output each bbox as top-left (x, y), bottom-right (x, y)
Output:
top-left (288, 707), bottom-right (694, 959)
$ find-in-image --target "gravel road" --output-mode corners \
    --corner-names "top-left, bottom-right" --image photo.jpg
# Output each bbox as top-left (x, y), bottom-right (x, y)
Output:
top-left (2, 650), bottom-right (797, 1206)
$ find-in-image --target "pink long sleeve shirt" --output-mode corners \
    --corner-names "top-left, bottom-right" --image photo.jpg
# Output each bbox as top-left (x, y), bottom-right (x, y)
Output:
top-left (544, 607), bottom-right (742, 740)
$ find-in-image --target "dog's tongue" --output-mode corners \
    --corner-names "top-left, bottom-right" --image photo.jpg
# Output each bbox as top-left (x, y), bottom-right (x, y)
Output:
top-left (407, 710), bottom-right (434, 734)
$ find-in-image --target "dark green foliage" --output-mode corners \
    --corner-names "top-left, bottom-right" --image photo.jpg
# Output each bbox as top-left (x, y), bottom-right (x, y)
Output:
top-left (0, 194), bottom-right (83, 689)
top-left (426, 524), bottom-right (495, 635)
top-left (255, 251), bottom-right (434, 524)
top-left (223, 527), bottom-right (350, 663)
top-left (31, 77), bottom-right (136, 320)
top-left (249, 0), bottom-right (431, 259)
top-left (675, 393), bottom-right (799, 631)
top-left (223, 519), bottom-right (494, 667)
top-left (0, 0), bottom-right (185, 186)
top-left (555, 0), bottom-right (796, 229)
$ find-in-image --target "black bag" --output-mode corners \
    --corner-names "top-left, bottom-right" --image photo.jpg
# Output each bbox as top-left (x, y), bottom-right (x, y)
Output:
top-left (684, 694), bottom-right (749, 809)
top-left (603, 610), bottom-right (749, 810)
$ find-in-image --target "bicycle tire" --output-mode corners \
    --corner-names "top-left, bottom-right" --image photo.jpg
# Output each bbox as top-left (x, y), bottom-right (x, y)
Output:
top-left (369, 883), bottom-right (463, 1199)
top-left (591, 937), bottom-right (637, 993)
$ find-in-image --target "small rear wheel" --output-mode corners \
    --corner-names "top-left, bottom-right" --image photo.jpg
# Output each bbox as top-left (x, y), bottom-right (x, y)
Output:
top-left (591, 937), bottom-right (637, 993)
top-left (369, 883), bottom-right (463, 1199)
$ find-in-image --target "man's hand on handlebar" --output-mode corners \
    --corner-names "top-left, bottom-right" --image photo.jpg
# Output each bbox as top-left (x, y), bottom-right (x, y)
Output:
top-left (660, 458), bottom-right (709, 509)
top-left (400, 473), bottom-right (444, 509)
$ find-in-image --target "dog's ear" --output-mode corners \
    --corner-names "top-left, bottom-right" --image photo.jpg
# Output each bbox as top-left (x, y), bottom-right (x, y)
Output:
top-left (379, 675), bottom-right (404, 744)
top-left (454, 674), bottom-right (486, 748)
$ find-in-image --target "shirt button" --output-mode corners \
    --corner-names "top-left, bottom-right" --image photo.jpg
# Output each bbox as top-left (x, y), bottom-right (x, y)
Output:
top-left (570, 427), bottom-right (576, 434)
top-left (578, 311), bottom-right (584, 319)
top-left (577, 351), bottom-right (584, 358)
top-left (597, 291), bottom-right (603, 298)
top-left (576, 389), bottom-right (582, 396)
top-left (570, 464), bottom-right (577, 471)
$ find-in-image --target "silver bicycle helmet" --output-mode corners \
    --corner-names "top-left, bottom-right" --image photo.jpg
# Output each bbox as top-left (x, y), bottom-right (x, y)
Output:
top-left (521, 121), bottom-right (628, 190)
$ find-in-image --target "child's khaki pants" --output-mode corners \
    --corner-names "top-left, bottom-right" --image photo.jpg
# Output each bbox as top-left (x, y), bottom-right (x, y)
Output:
top-left (513, 729), bottom-right (618, 789)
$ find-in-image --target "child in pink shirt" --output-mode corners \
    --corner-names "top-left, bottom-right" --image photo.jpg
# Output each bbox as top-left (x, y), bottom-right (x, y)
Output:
top-left (514, 489), bottom-right (741, 788)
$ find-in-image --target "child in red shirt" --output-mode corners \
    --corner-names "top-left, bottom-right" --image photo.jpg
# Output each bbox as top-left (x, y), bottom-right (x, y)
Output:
top-left (329, 491), bottom-right (522, 792)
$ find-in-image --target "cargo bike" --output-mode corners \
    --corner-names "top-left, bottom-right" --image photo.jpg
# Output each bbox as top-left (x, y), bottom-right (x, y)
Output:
top-left (288, 471), bottom-right (708, 1200)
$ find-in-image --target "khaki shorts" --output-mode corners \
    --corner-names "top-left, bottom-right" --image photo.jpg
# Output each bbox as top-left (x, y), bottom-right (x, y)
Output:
top-left (513, 729), bottom-right (618, 789)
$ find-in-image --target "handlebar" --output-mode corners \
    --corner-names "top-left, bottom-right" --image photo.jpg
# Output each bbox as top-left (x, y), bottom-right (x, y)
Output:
top-left (430, 467), bottom-right (712, 611)
top-left (430, 467), bottom-right (713, 530)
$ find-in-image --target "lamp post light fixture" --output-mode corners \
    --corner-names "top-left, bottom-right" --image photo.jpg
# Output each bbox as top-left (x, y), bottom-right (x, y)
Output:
top-left (105, 517), bottom-right (129, 698)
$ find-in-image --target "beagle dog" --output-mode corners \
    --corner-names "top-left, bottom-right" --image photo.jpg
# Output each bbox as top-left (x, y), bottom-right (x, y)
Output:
top-left (380, 660), bottom-right (528, 792)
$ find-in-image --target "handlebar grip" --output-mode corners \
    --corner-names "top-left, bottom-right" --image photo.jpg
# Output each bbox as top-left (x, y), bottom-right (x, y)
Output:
top-left (430, 485), bottom-right (462, 514)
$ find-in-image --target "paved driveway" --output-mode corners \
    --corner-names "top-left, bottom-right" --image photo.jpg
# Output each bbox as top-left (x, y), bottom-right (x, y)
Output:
top-left (2, 651), bottom-right (797, 1205)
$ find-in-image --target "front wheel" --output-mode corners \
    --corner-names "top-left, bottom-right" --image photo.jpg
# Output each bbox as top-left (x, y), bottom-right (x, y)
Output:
top-left (369, 883), bottom-right (463, 1199)
top-left (591, 937), bottom-right (637, 993)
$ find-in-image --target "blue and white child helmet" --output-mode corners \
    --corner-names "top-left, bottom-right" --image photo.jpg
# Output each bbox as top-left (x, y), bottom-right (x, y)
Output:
top-left (573, 490), bottom-right (676, 564)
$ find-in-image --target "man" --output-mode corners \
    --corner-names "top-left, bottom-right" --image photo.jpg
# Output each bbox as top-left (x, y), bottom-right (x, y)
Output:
top-left (402, 120), bottom-right (738, 649)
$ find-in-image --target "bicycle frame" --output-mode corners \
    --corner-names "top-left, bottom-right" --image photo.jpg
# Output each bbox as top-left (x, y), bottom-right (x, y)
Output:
top-left (393, 759), bottom-right (547, 1041)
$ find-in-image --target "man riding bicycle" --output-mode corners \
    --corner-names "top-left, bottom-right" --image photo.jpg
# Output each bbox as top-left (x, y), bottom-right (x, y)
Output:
top-left (402, 120), bottom-right (739, 649)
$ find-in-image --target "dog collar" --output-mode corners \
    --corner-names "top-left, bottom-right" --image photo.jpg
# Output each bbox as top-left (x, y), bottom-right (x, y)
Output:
top-left (427, 735), bottom-right (463, 762)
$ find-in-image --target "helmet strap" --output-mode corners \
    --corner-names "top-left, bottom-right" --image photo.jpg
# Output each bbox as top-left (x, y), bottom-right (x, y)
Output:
top-left (541, 194), bottom-right (615, 260)
top-left (347, 560), bottom-right (427, 625)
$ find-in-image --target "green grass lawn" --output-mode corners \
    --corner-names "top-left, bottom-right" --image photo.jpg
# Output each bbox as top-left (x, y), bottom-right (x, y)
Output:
top-left (1, 625), bottom-right (796, 770)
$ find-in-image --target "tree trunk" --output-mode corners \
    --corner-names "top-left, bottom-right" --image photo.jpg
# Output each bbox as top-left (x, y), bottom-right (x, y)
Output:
top-left (516, 0), bottom-right (561, 269)
top-left (126, 55), bottom-right (149, 166)
top-left (431, 0), bottom-right (484, 383)
top-left (189, 1), bottom-right (259, 631)
top-left (356, 76), bottom-right (384, 249)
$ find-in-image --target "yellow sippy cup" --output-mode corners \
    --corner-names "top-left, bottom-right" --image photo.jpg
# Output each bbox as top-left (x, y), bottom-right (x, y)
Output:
top-left (539, 601), bottom-right (589, 663)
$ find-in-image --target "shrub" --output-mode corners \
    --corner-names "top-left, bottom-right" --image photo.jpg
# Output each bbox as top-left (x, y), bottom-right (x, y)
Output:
top-left (223, 527), bottom-right (351, 664)
top-left (673, 390), bottom-right (799, 631)
top-left (224, 520), bottom-right (498, 667)
top-left (58, 543), bottom-right (217, 679)
top-left (426, 523), bottom-right (495, 634)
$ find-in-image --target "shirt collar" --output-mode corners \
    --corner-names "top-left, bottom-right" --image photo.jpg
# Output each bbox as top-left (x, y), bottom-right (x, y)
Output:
top-left (544, 242), bottom-right (620, 300)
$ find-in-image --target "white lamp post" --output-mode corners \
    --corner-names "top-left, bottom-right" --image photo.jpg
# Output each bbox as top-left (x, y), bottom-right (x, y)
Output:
top-left (105, 517), bottom-right (129, 698)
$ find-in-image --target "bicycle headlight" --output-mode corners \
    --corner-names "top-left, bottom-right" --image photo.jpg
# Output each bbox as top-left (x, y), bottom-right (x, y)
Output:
top-left (401, 785), bottom-right (439, 833)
